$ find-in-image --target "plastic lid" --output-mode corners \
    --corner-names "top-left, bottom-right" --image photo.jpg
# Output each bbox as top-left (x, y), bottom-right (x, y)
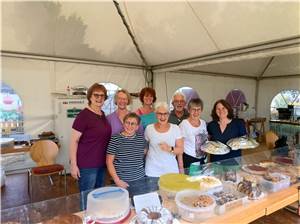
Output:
top-left (91, 187), bottom-right (127, 200)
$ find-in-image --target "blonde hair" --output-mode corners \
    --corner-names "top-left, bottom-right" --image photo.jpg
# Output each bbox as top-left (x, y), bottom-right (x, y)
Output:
top-left (114, 89), bottom-right (132, 105)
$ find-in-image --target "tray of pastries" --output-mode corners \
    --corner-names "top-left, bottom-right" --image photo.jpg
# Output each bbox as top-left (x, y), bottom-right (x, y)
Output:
top-left (237, 175), bottom-right (264, 200)
top-left (261, 172), bottom-right (290, 192)
top-left (211, 186), bottom-right (248, 214)
top-left (201, 141), bottom-right (230, 155)
top-left (227, 136), bottom-right (259, 150)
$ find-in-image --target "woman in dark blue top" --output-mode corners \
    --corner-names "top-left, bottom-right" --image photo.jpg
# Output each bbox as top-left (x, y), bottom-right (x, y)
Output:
top-left (207, 99), bottom-right (247, 162)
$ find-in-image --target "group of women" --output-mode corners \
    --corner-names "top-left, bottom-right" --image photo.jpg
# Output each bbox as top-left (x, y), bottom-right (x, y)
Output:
top-left (69, 83), bottom-right (246, 209)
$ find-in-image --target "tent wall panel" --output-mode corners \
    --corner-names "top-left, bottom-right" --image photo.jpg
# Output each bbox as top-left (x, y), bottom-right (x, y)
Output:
top-left (153, 71), bottom-right (256, 122)
top-left (2, 57), bottom-right (145, 137)
top-left (257, 77), bottom-right (300, 125)
top-left (2, 57), bottom-right (55, 136)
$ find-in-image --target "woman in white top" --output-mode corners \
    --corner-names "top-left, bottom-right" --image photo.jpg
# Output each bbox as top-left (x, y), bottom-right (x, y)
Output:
top-left (179, 98), bottom-right (208, 169)
top-left (144, 102), bottom-right (184, 177)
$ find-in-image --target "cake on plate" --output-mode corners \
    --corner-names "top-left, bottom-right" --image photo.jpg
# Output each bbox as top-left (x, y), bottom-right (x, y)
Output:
top-left (158, 173), bottom-right (200, 199)
top-left (136, 206), bottom-right (173, 224)
top-left (85, 187), bottom-right (130, 224)
top-left (242, 164), bottom-right (267, 175)
top-left (187, 175), bottom-right (222, 191)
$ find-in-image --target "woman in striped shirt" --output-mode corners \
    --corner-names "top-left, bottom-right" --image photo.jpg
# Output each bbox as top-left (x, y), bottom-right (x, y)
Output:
top-left (106, 112), bottom-right (146, 189)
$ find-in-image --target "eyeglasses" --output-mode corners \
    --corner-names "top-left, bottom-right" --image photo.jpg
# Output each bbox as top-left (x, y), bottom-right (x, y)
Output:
top-left (190, 108), bottom-right (202, 112)
top-left (156, 112), bottom-right (169, 116)
top-left (93, 93), bottom-right (105, 99)
top-left (174, 100), bottom-right (185, 104)
top-left (124, 121), bottom-right (138, 126)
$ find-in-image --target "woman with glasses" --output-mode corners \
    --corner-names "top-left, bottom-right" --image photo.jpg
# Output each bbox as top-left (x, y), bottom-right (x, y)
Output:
top-left (179, 98), bottom-right (208, 169)
top-left (144, 102), bottom-right (183, 177)
top-left (106, 113), bottom-right (146, 190)
top-left (107, 89), bottom-right (143, 135)
top-left (207, 99), bottom-right (247, 162)
top-left (135, 87), bottom-right (157, 129)
top-left (69, 83), bottom-right (112, 210)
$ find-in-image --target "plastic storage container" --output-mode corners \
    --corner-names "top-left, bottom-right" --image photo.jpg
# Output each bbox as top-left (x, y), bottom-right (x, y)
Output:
top-left (175, 190), bottom-right (216, 222)
top-left (261, 172), bottom-right (290, 192)
top-left (158, 173), bottom-right (200, 200)
top-left (209, 184), bottom-right (248, 215)
top-left (84, 187), bottom-right (130, 224)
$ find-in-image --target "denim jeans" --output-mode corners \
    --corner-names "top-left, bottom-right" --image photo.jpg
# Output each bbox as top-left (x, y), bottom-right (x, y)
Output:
top-left (79, 167), bottom-right (105, 210)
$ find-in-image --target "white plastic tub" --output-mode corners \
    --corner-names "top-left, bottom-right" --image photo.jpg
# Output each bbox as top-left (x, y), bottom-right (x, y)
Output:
top-left (261, 173), bottom-right (290, 192)
top-left (175, 190), bottom-right (216, 223)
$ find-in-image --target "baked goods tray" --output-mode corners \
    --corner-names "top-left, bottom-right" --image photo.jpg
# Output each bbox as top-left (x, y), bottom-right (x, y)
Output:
top-left (207, 183), bottom-right (248, 215)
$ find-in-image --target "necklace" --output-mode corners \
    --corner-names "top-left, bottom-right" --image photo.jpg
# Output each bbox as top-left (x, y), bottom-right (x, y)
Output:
top-left (88, 106), bottom-right (102, 116)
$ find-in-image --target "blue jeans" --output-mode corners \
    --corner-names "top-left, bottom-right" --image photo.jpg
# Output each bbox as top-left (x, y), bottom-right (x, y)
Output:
top-left (79, 167), bottom-right (105, 210)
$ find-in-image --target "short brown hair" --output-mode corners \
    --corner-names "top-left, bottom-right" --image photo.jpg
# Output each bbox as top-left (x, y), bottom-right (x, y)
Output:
top-left (123, 112), bottom-right (141, 125)
top-left (87, 83), bottom-right (108, 105)
top-left (114, 89), bottom-right (132, 105)
top-left (211, 99), bottom-right (234, 121)
top-left (139, 87), bottom-right (157, 104)
top-left (188, 98), bottom-right (204, 110)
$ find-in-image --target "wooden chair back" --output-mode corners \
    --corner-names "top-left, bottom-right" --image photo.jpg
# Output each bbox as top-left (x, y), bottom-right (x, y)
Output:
top-left (265, 131), bottom-right (279, 149)
top-left (30, 140), bottom-right (59, 166)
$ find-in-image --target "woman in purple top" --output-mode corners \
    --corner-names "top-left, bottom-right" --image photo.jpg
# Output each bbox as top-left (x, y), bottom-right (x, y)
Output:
top-left (69, 83), bottom-right (112, 210)
top-left (107, 89), bottom-right (143, 135)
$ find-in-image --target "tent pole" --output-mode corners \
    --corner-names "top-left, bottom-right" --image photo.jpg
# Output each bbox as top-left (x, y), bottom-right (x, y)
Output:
top-left (144, 69), bottom-right (153, 87)
top-left (254, 79), bottom-right (259, 118)
top-left (254, 57), bottom-right (274, 117)
top-left (113, 0), bottom-right (149, 69)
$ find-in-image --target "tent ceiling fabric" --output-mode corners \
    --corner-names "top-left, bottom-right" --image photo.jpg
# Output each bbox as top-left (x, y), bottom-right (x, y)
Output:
top-left (118, 1), bottom-right (218, 65)
top-left (2, 1), bottom-right (300, 77)
top-left (184, 52), bottom-right (300, 78)
top-left (2, 1), bottom-right (143, 65)
top-left (263, 53), bottom-right (300, 77)
top-left (187, 57), bottom-right (271, 77)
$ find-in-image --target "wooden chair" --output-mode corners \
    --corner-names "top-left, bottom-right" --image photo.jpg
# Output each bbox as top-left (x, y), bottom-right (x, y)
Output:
top-left (265, 131), bottom-right (279, 149)
top-left (28, 140), bottom-right (66, 201)
top-left (246, 117), bottom-right (266, 142)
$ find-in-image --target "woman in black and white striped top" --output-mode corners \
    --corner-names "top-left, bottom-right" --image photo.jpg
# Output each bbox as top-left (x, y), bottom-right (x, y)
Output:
top-left (106, 112), bottom-right (146, 189)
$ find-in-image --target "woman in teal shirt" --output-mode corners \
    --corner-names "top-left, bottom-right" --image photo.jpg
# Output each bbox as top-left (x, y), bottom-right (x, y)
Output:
top-left (135, 87), bottom-right (157, 129)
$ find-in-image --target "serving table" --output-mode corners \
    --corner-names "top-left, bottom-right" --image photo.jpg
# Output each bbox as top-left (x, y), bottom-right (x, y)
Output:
top-left (71, 183), bottom-right (299, 224)
top-left (1, 146), bottom-right (299, 224)
top-left (0, 145), bottom-right (31, 154)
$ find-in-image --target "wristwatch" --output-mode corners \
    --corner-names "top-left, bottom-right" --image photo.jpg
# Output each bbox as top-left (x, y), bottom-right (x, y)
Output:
top-left (170, 146), bottom-right (174, 153)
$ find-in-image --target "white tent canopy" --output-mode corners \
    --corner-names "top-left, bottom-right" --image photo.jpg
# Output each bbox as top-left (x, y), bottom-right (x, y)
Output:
top-left (1, 1), bottom-right (300, 135)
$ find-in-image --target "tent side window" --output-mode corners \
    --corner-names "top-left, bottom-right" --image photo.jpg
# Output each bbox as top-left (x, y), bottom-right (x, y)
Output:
top-left (99, 82), bottom-right (121, 116)
top-left (0, 82), bottom-right (24, 135)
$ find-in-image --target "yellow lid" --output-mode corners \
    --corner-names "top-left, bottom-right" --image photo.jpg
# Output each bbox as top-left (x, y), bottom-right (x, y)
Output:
top-left (159, 173), bottom-right (200, 192)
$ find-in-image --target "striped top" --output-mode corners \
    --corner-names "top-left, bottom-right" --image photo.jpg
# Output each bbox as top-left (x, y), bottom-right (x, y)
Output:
top-left (107, 133), bottom-right (146, 182)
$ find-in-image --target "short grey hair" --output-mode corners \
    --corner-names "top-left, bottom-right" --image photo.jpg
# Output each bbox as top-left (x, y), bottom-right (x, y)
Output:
top-left (172, 91), bottom-right (186, 102)
top-left (155, 102), bottom-right (169, 112)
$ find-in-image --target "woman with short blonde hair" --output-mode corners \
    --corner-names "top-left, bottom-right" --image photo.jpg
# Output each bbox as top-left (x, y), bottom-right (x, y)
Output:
top-left (144, 102), bottom-right (184, 177)
top-left (107, 89), bottom-right (142, 135)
